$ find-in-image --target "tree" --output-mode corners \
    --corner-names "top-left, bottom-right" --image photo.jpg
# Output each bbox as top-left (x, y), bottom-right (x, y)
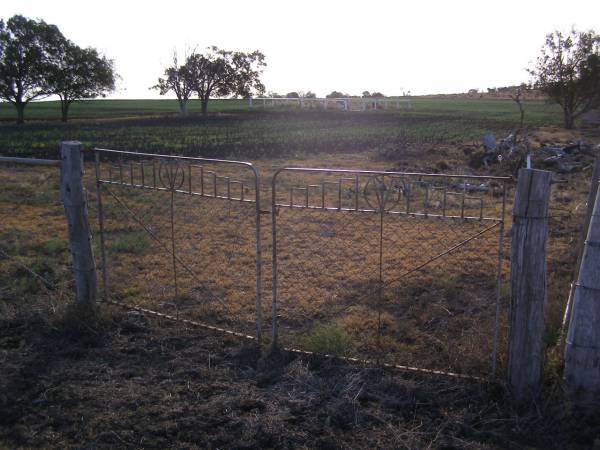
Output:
top-left (286, 91), bottom-right (299, 98)
top-left (153, 53), bottom-right (194, 114)
top-left (0, 15), bottom-right (66, 124)
top-left (529, 29), bottom-right (600, 129)
top-left (326, 91), bottom-right (346, 98)
top-left (50, 42), bottom-right (116, 121)
top-left (304, 91), bottom-right (316, 98)
top-left (186, 46), bottom-right (266, 114)
top-left (371, 92), bottom-right (385, 98)
top-left (362, 90), bottom-right (371, 98)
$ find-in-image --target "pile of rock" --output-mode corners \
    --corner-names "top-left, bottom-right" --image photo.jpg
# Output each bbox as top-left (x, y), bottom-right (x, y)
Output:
top-left (468, 133), bottom-right (599, 174)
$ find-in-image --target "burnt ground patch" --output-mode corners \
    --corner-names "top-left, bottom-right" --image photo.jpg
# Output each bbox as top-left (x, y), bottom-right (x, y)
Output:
top-left (1, 305), bottom-right (599, 450)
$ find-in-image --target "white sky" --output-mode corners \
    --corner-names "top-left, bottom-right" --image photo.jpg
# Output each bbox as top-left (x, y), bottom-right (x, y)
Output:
top-left (2, 0), bottom-right (600, 98)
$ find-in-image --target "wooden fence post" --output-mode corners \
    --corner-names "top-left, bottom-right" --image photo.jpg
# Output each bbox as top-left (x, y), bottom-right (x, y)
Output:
top-left (508, 168), bottom-right (553, 399)
top-left (564, 177), bottom-right (600, 400)
top-left (60, 141), bottom-right (97, 304)
top-left (562, 157), bottom-right (600, 336)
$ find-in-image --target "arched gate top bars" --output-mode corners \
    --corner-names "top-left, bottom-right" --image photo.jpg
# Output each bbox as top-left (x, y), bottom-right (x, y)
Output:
top-left (271, 167), bottom-right (510, 220)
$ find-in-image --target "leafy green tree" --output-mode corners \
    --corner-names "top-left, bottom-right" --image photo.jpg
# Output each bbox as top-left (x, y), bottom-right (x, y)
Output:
top-left (0, 15), bottom-right (66, 124)
top-left (362, 90), bottom-right (371, 97)
top-left (152, 53), bottom-right (194, 114)
top-left (326, 91), bottom-right (346, 98)
top-left (286, 91), bottom-right (299, 98)
top-left (371, 92), bottom-right (385, 98)
top-left (304, 91), bottom-right (316, 98)
top-left (50, 42), bottom-right (116, 122)
top-left (186, 46), bottom-right (266, 114)
top-left (529, 29), bottom-right (600, 129)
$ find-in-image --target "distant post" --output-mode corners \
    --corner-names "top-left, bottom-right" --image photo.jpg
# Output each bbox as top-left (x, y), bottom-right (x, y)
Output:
top-left (60, 141), bottom-right (97, 304)
top-left (564, 178), bottom-right (600, 400)
top-left (508, 168), bottom-right (552, 399)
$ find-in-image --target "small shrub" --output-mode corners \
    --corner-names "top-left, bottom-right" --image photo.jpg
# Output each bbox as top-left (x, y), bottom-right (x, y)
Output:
top-left (301, 323), bottom-right (354, 356)
top-left (435, 160), bottom-right (452, 172)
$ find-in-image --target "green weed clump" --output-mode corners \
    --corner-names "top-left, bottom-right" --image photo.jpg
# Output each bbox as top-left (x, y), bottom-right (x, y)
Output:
top-left (112, 231), bottom-right (151, 254)
top-left (301, 323), bottom-right (354, 357)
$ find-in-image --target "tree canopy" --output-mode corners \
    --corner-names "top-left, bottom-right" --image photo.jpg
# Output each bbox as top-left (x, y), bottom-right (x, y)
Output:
top-left (153, 53), bottom-right (194, 114)
top-left (529, 28), bottom-right (600, 129)
top-left (49, 42), bottom-right (116, 121)
top-left (0, 14), bottom-right (117, 123)
top-left (155, 46), bottom-right (266, 114)
top-left (326, 91), bottom-right (346, 98)
top-left (0, 15), bottom-right (65, 123)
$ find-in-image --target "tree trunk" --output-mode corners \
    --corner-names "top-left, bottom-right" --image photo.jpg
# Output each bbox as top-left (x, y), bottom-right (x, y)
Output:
top-left (179, 100), bottom-right (188, 115)
top-left (564, 108), bottom-right (575, 129)
top-left (201, 97), bottom-right (209, 115)
top-left (61, 101), bottom-right (71, 122)
top-left (15, 102), bottom-right (25, 125)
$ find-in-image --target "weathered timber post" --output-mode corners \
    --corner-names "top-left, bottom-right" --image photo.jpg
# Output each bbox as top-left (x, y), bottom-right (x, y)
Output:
top-left (60, 141), bottom-right (97, 304)
top-left (562, 157), bottom-right (600, 335)
top-left (564, 177), bottom-right (600, 400)
top-left (508, 168), bottom-right (552, 399)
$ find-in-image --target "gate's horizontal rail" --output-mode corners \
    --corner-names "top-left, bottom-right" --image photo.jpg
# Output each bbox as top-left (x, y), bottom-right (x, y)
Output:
top-left (273, 204), bottom-right (502, 223)
top-left (273, 166), bottom-right (511, 180)
top-left (93, 148), bottom-right (258, 169)
top-left (0, 156), bottom-right (61, 166)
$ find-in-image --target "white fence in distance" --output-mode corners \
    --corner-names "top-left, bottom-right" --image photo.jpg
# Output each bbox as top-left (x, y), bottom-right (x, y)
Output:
top-left (248, 97), bottom-right (414, 111)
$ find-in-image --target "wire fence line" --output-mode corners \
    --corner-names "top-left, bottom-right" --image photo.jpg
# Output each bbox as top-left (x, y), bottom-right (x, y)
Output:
top-left (0, 160), bottom-right (75, 310)
top-left (0, 151), bottom-right (511, 378)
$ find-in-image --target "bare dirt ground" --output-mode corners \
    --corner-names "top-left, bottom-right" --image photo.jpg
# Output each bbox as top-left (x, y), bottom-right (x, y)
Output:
top-left (1, 303), bottom-right (599, 450)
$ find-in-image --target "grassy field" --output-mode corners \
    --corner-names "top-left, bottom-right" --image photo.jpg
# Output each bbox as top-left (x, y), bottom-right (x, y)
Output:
top-left (0, 98), bottom-right (563, 160)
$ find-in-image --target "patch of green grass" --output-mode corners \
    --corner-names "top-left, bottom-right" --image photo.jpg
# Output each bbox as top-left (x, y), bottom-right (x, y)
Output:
top-left (434, 271), bottom-right (460, 303)
top-left (301, 323), bottom-right (354, 356)
top-left (40, 238), bottom-right (67, 256)
top-left (0, 174), bottom-right (60, 206)
top-left (111, 231), bottom-right (151, 254)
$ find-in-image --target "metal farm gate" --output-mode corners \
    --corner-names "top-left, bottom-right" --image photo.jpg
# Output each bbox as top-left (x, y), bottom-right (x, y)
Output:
top-left (93, 149), bottom-right (265, 342)
top-left (92, 148), bottom-right (509, 378)
top-left (271, 168), bottom-right (509, 377)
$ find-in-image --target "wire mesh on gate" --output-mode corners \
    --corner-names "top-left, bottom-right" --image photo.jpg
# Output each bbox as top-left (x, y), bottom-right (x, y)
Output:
top-left (271, 168), bottom-right (509, 377)
top-left (93, 149), bottom-right (263, 342)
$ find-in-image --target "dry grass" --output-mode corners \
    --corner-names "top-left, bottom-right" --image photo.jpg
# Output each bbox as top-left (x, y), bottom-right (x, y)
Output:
top-left (1, 126), bottom-right (599, 448)
top-left (1, 129), bottom-right (593, 377)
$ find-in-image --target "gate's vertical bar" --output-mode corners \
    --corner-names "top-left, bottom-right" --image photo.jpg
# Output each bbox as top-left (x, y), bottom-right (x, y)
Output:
top-left (94, 149), bottom-right (109, 302)
top-left (169, 177), bottom-right (179, 303)
top-left (252, 166), bottom-right (263, 345)
top-left (271, 170), bottom-right (281, 348)
top-left (491, 181), bottom-right (507, 376)
top-left (377, 188), bottom-right (385, 360)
